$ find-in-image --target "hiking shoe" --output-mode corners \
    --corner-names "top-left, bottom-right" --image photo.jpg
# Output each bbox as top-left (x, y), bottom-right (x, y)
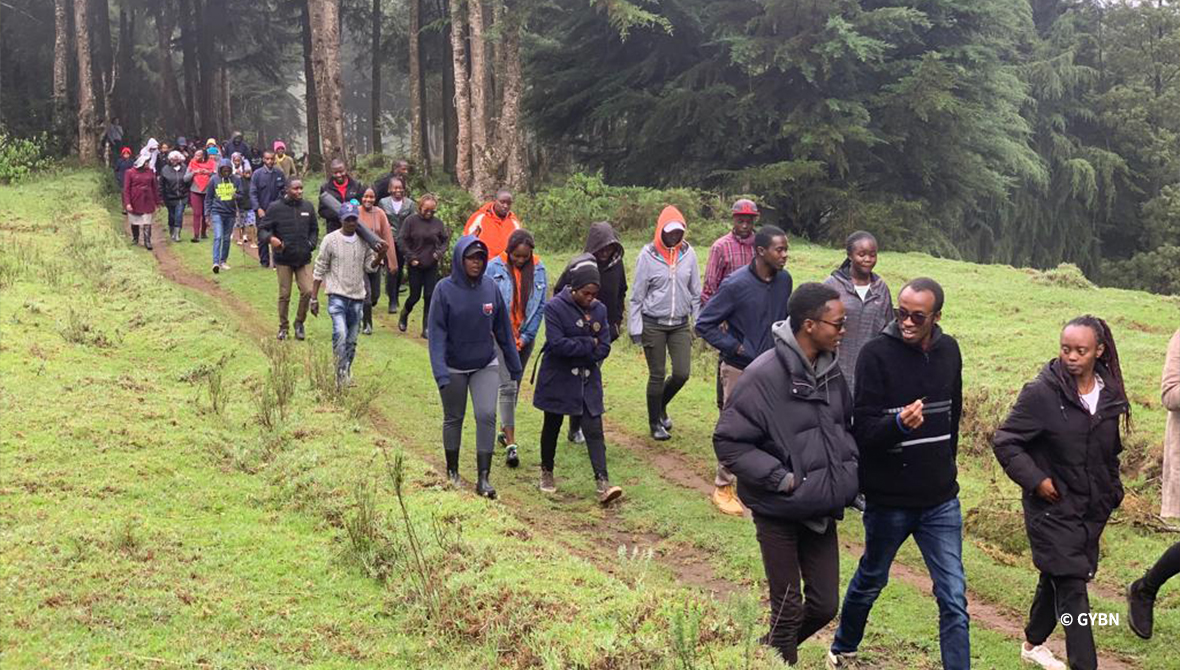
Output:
top-left (294, 322), bottom-right (305, 341)
top-left (850, 493), bottom-right (867, 512)
top-left (497, 430), bottom-right (508, 448)
top-left (1127, 578), bottom-right (1155, 639)
top-left (388, 301), bottom-right (398, 314)
top-left (539, 469), bottom-right (556, 493)
top-left (661, 413), bottom-right (673, 431)
top-left (568, 427), bottom-right (585, 444)
top-left (1020, 642), bottom-right (1065, 670)
top-left (650, 422), bottom-right (671, 441)
top-left (595, 476), bottom-right (623, 505)
top-left (277, 327), bottom-right (288, 341)
top-left (200, 231), bottom-right (208, 239)
top-left (191, 237), bottom-right (200, 243)
top-left (212, 264), bottom-right (220, 274)
top-left (362, 323), bottom-right (373, 336)
top-left (220, 262), bottom-right (230, 271)
top-left (712, 485), bottom-right (744, 516)
top-left (505, 445), bottom-right (520, 468)
top-left (421, 327), bottom-right (428, 340)
top-left (397, 315), bottom-right (408, 332)
top-left (826, 651), bottom-right (858, 669)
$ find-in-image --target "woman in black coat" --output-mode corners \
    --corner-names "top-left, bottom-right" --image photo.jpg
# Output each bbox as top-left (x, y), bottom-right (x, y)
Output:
top-left (993, 315), bottom-right (1130, 670)
top-left (533, 254), bottom-right (621, 504)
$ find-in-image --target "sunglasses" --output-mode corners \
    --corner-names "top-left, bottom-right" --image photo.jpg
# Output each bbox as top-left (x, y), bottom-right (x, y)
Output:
top-left (816, 318), bottom-right (847, 331)
top-left (895, 307), bottom-right (932, 326)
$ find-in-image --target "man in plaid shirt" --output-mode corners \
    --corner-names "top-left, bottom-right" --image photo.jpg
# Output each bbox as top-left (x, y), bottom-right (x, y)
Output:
top-left (702, 199), bottom-right (761, 515)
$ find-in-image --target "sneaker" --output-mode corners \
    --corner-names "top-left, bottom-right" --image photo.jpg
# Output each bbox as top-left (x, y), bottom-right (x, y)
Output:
top-left (201, 231), bottom-right (208, 239)
top-left (661, 413), bottom-right (673, 431)
top-left (539, 469), bottom-right (556, 493)
top-left (497, 430), bottom-right (508, 448)
top-left (505, 445), bottom-right (520, 468)
top-left (294, 322), bottom-right (305, 341)
top-left (212, 264), bottom-right (220, 274)
top-left (277, 327), bottom-right (288, 341)
top-left (362, 323), bottom-right (373, 335)
top-left (650, 422), bottom-right (671, 441)
top-left (1127, 578), bottom-right (1156, 639)
top-left (1020, 642), bottom-right (1066, 670)
top-left (595, 476), bottom-right (623, 505)
top-left (827, 651), bottom-right (858, 669)
top-left (711, 485), bottom-right (744, 516)
top-left (236, 238), bottom-right (244, 246)
top-left (220, 262), bottom-right (231, 271)
top-left (191, 237), bottom-right (200, 243)
top-left (568, 427), bottom-right (585, 444)
top-left (249, 243), bottom-right (258, 249)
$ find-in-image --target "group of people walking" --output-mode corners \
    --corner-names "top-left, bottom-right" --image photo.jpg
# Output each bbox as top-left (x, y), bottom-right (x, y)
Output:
top-left (117, 134), bottom-right (1180, 668)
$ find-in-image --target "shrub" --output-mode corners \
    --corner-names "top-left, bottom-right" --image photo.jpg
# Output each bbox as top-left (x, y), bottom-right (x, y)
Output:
top-left (0, 131), bottom-right (54, 183)
top-left (1031, 263), bottom-right (1096, 290)
top-left (1101, 245), bottom-right (1180, 295)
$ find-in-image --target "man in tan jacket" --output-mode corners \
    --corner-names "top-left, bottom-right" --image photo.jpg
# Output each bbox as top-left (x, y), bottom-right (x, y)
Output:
top-left (1160, 330), bottom-right (1180, 518)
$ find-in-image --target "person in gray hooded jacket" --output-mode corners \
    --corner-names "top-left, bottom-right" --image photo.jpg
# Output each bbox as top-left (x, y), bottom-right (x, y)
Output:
top-left (629, 205), bottom-right (701, 440)
top-left (713, 282), bottom-right (859, 666)
top-left (823, 231), bottom-right (892, 392)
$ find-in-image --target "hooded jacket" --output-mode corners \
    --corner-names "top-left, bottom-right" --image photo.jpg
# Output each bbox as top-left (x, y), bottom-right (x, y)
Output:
top-left (696, 262), bottom-right (793, 370)
top-left (992, 360), bottom-right (1128, 578)
top-left (487, 255), bottom-right (548, 346)
top-left (204, 161), bottom-right (245, 218)
top-left (123, 165), bottom-right (162, 215)
top-left (532, 287), bottom-right (612, 417)
top-left (713, 320), bottom-right (859, 520)
top-left (222, 137), bottom-right (252, 161)
top-left (854, 321), bottom-right (963, 508)
top-left (428, 236), bottom-right (523, 388)
top-left (628, 206), bottom-right (701, 338)
top-left (257, 195), bottom-right (319, 267)
top-left (554, 222), bottom-right (627, 340)
top-left (249, 164), bottom-right (287, 212)
top-left (318, 177), bottom-right (366, 233)
top-left (464, 202), bottom-right (522, 258)
top-left (823, 260), bottom-right (893, 392)
top-left (158, 161), bottom-right (190, 202)
top-left (113, 157), bottom-right (135, 188)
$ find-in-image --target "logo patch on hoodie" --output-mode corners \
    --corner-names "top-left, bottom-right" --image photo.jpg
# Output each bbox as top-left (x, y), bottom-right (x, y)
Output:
top-left (483, 303), bottom-right (493, 316)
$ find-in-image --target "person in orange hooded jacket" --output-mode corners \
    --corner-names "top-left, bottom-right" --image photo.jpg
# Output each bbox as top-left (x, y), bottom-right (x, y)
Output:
top-left (629, 205), bottom-right (702, 441)
top-left (464, 189), bottom-right (521, 258)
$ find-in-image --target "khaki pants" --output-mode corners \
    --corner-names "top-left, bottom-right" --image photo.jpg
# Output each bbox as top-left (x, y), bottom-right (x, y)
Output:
top-left (716, 360), bottom-right (745, 487)
top-left (277, 264), bottom-right (313, 329)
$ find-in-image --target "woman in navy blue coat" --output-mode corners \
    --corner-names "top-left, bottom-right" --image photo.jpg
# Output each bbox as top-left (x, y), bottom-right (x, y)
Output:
top-left (533, 254), bottom-right (622, 504)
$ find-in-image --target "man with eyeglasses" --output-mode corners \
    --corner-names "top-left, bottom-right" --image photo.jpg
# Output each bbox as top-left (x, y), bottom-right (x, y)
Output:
top-left (697, 225), bottom-right (793, 516)
top-left (828, 277), bottom-right (968, 669)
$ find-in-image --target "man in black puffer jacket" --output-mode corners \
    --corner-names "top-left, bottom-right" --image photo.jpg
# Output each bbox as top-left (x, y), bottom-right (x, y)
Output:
top-left (829, 277), bottom-right (970, 670)
top-left (258, 179), bottom-right (319, 341)
top-left (713, 282), bottom-right (859, 666)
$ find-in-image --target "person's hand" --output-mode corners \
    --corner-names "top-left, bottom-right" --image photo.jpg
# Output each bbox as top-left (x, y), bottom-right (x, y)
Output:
top-left (257, 208), bottom-right (265, 219)
top-left (309, 298), bottom-right (319, 317)
top-left (125, 204), bottom-right (133, 213)
top-left (411, 258), bottom-right (420, 267)
top-left (269, 237), bottom-right (283, 250)
top-left (899, 399), bottom-right (924, 430)
top-left (376, 241), bottom-right (389, 255)
top-left (1035, 478), bottom-right (1060, 503)
top-left (735, 344), bottom-right (746, 357)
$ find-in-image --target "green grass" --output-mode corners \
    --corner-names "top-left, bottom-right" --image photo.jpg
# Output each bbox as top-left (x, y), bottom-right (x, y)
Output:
top-left (4, 169), bottom-right (1180, 668)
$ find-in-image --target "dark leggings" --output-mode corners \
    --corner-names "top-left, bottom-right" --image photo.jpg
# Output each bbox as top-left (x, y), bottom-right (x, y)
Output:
top-left (362, 270), bottom-right (382, 326)
top-left (403, 264), bottom-right (439, 326)
top-left (1026, 572), bottom-right (1095, 670)
top-left (540, 411), bottom-right (607, 479)
top-left (386, 246), bottom-right (406, 306)
top-left (1143, 541), bottom-right (1180, 596)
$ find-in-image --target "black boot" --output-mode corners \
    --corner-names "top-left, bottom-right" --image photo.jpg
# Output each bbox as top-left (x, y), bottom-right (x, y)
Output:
top-left (142, 226), bottom-right (153, 251)
top-left (647, 395), bottom-right (670, 441)
top-left (476, 452), bottom-right (496, 499)
top-left (1127, 578), bottom-right (1156, 639)
top-left (130, 224), bottom-right (140, 245)
top-left (397, 312), bottom-right (408, 333)
top-left (444, 449), bottom-right (461, 489)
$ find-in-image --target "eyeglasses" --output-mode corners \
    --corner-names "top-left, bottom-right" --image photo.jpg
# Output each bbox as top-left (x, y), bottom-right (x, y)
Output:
top-left (817, 318), bottom-right (847, 331)
top-left (895, 307), bottom-right (931, 326)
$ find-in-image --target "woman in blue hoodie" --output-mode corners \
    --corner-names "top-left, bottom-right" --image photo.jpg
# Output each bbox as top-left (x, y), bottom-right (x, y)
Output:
top-left (428, 236), bottom-right (523, 499)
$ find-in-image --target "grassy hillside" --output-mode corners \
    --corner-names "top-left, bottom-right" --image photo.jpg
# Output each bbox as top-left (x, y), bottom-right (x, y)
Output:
top-left (2, 170), bottom-right (1179, 668)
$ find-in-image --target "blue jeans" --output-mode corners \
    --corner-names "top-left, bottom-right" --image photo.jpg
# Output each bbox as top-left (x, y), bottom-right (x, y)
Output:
top-left (832, 497), bottom-right (970, 669)
top-left (327, 295), bottom-right (363, 381)
top-left (211, 212), bottom-right (234, 265)
top-left (166, 199), bottom-right (187, 232)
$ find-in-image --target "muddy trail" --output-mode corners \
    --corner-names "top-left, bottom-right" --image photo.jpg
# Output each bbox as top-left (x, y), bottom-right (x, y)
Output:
top-left (150, 237), bottom-right (1137, 669)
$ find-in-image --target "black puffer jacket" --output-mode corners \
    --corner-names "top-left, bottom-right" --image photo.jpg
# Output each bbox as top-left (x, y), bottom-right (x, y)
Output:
top-left (993, 360), bottom-right (1128, 579)
top-left (257, 197), bottom-right (319, 267)
top-left (713, 320), bottom-right (859, 520)
top-left (554, 222), bottom-right (627, 341)
top-left (158, 163), bottom-right (190, 202)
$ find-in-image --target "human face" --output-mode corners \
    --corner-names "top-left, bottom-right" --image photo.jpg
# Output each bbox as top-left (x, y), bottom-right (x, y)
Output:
top-left (219, 165), bottom-right (232, 178)
top-left (1060, 325), bottom-right (1103, 380)
top-left (232, 154), bottom-right (242, 166)
top-left (509, 244), bottom-right (532, 269)
top-left (332, 164), bottom-right (347, 184)
top-left (850, 239), bottom-right (878, 278)
top-left (341, 217), bottom-right (359, 235)
top-left (661, 228), bottom-right (684, 248)
top-left (896, 286), bottom-right (939, 346)
top-left (362, 189), bottom-right (377, 210)
top-left (263, 152), bottom-right (275, 168)
top-left (493, 193), bottom-right (512, 218)
top-left (758, 234), bottom-right (789, 271)
top-left (160, 143), bottom-right (171, 155)
top-left (419, 200), bottom-right (437, 220)
top-left (287, 180), bottom-right (304, 201)
top-left (732, 214), bottom-right (756, 239)
top-left (807, 299), bottom-right (847, 353)
top-left (276, 147), bottom-right (286, 157)
top-left (594, 246), bottom-right (615, 264)
top-left (464, 252), bottom-right (486, 279)
top-left (169, 154), bottom-right (183, 167)
top-left (573, 284), bottom-right (600, 310)
top-left (394, 161), bottom-right (410, 177)
top-left (391, 180), bottom-right (406, 200)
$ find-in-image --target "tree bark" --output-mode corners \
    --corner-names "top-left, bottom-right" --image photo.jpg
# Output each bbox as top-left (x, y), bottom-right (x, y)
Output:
top-left (448, 0), bottom-right (472, 190)
top-left (53, 0), bottom-right (72, 135)
top-left (219, 64), bottom-right (231, 138)
top-left (468, 0), bottom-right (490, 197)
top-left (92, 0), bottom-right (113, 123)
top-left (442, 25), bottom-right (456, 176)
top-left (409, 0), bottom-right (427, 173)
top-left (153, 1), bottom-right (185, 138)
top-left (181, 0), bottom-right (199, 133)
top-left (115, 7), bottom-right (136, 140)
top-left (197, 0), bottom-right (218, 140)
top-left (370, 0), bottom-right (383, 153)
top-left (300, 0), bottom-right (322, 171)
top-left (74, 0), bottom-right (100, 163)
top-left (307, 0), bottom-right (347, 163)
top-left (495, 2), bottom-right (526, 190)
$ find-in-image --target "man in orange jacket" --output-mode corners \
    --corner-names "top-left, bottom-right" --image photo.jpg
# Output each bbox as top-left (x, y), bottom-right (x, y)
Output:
top-left (465, 189), bottom-right (522, 258)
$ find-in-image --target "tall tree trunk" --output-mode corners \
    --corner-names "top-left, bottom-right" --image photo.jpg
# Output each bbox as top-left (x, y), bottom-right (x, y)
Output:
top-left (181, 0), bottom-right (199, 133)
top-left (301, 0), bottom-right (322, 171)
top-left (92, 0), bottom-right (113, 123)
top-left (495, 3), bottom-right (526, 190)
top-left (197, 0), bottom-right (218, 140)
top-left (442, 30), bottom-right (456, 176)
top-left (75, 0), bottom-right (100, 163)
top-left (409, 0), bottom-right (428, 173)
top-left (53, 0), bottom-right (72, 136)
top-left (448, 0), bottom-right (472, 190)
top-left (219, 64), bottom-right (231, 138)
top-left (307, 0), bottom-right (347, 162)
top-left (154, 0), bottom-right (185, 138)
top-left (468, 0), bottom-right (490, 197)
top-left (371, 0), bottom-right (383, 153)
top-left (115, 7), bottom-right (136, 140)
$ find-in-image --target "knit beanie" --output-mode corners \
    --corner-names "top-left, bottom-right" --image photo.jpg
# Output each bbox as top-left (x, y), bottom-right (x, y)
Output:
top-left (567, 253), bottom-right (601, 289)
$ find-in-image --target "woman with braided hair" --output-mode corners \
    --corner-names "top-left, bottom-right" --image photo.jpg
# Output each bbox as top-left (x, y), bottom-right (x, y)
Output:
top-left (992, 315), bottom-right (1130, 670)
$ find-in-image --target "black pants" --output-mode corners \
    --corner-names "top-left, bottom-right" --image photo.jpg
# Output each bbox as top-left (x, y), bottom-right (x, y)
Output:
top-left (258, 236), bottom-right (271, 266)
top-left (540, 411), bottom-right (608, 479)
top-left (752, 514), bottom-right (840, 665)
top-left (362, 270), bottom-right (382, 326)
top-left (403, 265), bottom-right (439, 326)
top-left (385, 246), bottom-right (406, 307)
top-left (1143, 541), bottom-right (1180, 595)
top-left (1026, 572), bottom-right (1095, 670)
